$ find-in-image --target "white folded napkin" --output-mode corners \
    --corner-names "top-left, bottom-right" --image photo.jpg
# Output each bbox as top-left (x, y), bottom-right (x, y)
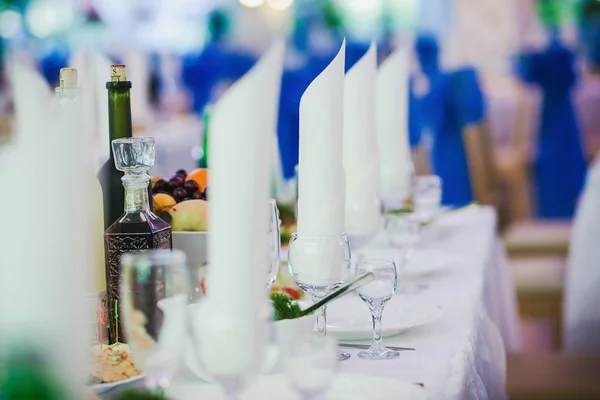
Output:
top-left (376, 47), bottom-right (414, 200)
top-left (343, 40), bottom-right (381, 237)
top-left (201, 41), bottom-right (285, 376)
top-left (297, 40), bottom-right (347, 237)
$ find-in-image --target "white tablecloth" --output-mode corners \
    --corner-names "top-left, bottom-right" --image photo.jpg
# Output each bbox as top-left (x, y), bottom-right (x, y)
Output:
top-left (104, 206), bottom-right (520, 400)
top-left (338, 206), bottom-right (521, 400)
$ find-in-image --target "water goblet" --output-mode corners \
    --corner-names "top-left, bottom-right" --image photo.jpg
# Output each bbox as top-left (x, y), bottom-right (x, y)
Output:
top-left (267, 198), bottom-right (281, 290)
top-left (355, 259), bottom-right (399, 360)
top-left (413, 175), bottom-right (442, 222)
top-left (281, 333), bottom-right (338, 400)
top-left (120, 250), bottom-right (189, 391)
top-left (287, 232), bottom-right (352, 361)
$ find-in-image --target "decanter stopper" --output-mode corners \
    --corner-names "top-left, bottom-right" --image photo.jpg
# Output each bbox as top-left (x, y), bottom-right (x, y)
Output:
top-left (111, 137), bottom-right (155, 181)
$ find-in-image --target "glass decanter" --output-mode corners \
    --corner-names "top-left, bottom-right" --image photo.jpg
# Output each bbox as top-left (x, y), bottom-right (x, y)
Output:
top-left (104, 137), bottom-right (172, 344)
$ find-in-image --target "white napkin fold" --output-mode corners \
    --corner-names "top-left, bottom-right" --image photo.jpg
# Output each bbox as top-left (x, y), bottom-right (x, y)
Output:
top-left (343, 41), bottom-right (381, 237)
top-left (376, 47), bottom-right (414, 200)
top-left (201, 41), bottom-right (285, 376)
top-left (297, 40), bottom-right (347, 237)
top-left (3, 61), bottom-right (92, 395)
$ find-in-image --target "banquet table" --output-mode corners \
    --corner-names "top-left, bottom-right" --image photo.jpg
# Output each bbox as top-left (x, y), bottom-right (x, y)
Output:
top-left (102, 205), bottom-right (520, 400)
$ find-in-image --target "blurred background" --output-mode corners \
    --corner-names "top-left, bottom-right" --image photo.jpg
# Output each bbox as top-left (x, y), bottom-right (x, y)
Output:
top-left (0, 0), bottom-right (599, 357)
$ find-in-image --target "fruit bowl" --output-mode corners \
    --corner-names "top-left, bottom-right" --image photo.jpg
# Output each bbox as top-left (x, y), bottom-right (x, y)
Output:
top-left (171, 231), bottom-right (208, 273)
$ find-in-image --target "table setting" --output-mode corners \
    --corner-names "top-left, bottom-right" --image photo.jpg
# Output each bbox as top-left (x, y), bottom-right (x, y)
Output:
top-left (1, 31), bottom-right (519, 400)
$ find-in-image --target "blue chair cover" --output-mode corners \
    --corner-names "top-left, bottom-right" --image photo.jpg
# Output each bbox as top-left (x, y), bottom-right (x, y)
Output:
top-left (181, 43), bottom-right (255, 114)
top-left (518, 39), bottom-right (586, 218)
top-left (39, 50), bottom-right (68, 87)
top-left (414, 36), bottom-right (483, 206)
top-left (408, 79), bottom-right (422, 149)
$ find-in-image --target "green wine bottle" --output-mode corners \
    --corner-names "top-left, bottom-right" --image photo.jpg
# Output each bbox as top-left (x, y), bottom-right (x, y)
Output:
top-left (198, 104), bottom-right (211, 169)
top-left (97, 65), bottom-right (152, 230)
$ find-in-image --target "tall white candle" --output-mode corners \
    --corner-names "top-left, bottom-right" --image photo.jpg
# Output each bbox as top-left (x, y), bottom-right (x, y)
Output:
top-left (297, 40), bottom-right (346, 237)
top-left (376, 47), bottom-right (414, 200)
top-left (343, 41), bottom-right (381, 236)
top-left (201, 42), bottom-right (285, 375)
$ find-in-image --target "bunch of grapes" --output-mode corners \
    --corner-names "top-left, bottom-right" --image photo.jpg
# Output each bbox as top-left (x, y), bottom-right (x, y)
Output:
top-left (153, 169), bottom-right (208, 203)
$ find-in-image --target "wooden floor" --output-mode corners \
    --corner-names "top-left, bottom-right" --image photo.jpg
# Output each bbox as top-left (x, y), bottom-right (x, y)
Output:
top-left (507, 318), bottom-right (600, 400)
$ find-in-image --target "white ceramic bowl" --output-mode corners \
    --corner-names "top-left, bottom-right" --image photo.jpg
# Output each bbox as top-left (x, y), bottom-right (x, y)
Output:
top-left (183, 302), bottom-right (316, 381)
top-left (171, 231), bottom-right (208, 269)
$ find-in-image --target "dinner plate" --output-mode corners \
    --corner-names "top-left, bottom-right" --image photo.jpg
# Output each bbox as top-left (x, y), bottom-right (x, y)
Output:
top-left (167, 373), bottom-right (426, 400)
top-left (360, 247), bottom-right (455, 279)
top-left (324, 295), bottom-right (443, 340)
top-left (90, 374), bottom-right (145, 395)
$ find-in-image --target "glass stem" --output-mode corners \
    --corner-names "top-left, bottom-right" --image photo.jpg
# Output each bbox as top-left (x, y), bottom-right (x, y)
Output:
top-left (371, 307), bottom-right (384, 349)
top-left (317, 305), bottom-right (327, 336)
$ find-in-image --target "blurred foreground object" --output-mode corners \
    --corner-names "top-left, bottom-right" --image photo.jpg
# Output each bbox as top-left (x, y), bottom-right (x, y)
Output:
top-left (564, 156), bottom-right (600, 351)
top-left (0, 60), bottom-right (94, 398)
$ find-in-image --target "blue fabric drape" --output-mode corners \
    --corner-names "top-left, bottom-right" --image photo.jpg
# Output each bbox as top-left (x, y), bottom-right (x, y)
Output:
top-left (519, 39), bottom-right (586, 218)
top-left (39, 50), bottom-right (68, 87)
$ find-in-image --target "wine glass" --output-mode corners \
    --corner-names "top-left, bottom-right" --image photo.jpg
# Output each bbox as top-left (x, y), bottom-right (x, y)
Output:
top-left (287, 233), bottom-right (352, 361)
top-left (413, 175), bottom-right (442, 222)
top-left (345, 198), bottom-right (382, 262)
top-left (120, 250), bottom-right (189, 391)
top-left (355, 259), bottom-right (399, 360)
top-left (267, 199), bottom-right (281, 290)
top-left (384, 213), bottom-right (428, 294)
top-left (280, 333), bottom-right (338, 400)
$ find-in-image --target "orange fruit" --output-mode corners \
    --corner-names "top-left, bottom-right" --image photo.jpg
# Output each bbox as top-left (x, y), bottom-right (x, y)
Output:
top-left (186, 168), bottom-right (209, 191)
top-left (153, 193), bottom-right (177, 213)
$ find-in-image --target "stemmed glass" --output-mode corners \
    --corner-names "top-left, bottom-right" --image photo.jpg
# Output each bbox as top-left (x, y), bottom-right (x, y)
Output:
top-left (287, 233), bottom-right (352, 361)
top-left (120, 250), bottom-right (189, 391)
top-left (355, 259), bottom-right (399, 360)
top-left (267, 198), bottom-right (281, 290)
top-left (346, 199), bottom-right (382, 263)
top-left (384, 213), bottom-right (427, 294)
top-left (281, 333), bottom-right (338, 400)
top-left (413, 175), bottom-right (442, 223)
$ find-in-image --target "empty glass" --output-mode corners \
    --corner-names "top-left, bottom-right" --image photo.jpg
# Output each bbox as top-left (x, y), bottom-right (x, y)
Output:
top-left (281, 334), bottom-right (338, 400)
top-left (120, 250), bottom-right (189, 390)
top-left (287, 233), bottom-right (352, 361)
top-left (267, 199), bottom-right (281, 289)
top-left (355, 259), bottom-right (399, 360)
top-left (413, 175), bottom-right (442, 222)
top-left (384, 212), bottom-right (421, 252)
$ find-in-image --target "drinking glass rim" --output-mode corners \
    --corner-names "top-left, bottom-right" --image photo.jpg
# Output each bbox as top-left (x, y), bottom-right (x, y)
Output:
top-left (290, 232), bottom-right (348, 240)
top-left (355, 258), bottom-right (396, 268)
top-left (121, 249), bottom-right (186, 267)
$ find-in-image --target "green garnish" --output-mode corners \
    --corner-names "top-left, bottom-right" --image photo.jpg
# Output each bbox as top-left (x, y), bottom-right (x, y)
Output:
top-left (386, 208), bottom-right (413, 215)
top-left (270, 292), bottom-right (303, 321)
top-left (113, 389), bottom-right (171, 400)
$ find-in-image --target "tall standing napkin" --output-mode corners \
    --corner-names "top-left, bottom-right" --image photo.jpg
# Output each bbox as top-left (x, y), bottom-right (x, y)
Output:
top-left (200, 42), bottom-right (285, 376)
top-left (376, 47), bottom-right (414, 200)
top-left (297, 40), bottom-right (346, 237)
top-left (2, 62), bottom-right (92, 397)
top-left (343, 41), bottom-right (381, 236)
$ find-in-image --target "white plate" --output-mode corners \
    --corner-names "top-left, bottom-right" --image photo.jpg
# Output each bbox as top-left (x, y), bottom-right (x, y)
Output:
top-left (360, 247), bottom-right (455, 279)
top-left (90, 374), bottom-right (145, 395)
top-left (167, 373), bottom-right (426, 400)
top-left (324, 295), bottom-right (443, 340)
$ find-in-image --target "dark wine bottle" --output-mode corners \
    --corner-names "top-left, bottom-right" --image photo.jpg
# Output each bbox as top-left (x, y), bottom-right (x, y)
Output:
top-left (97, 65), bottom-right (152, 230)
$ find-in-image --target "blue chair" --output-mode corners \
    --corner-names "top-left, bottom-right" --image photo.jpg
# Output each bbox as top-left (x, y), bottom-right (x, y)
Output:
top-left (518, 37), bottom-right (586, 218)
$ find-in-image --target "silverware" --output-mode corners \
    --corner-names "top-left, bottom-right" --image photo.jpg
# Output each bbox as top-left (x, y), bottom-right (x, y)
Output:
top-left (339, 343), bottom-right (415, 351)
top-left (298, 272), bottom-right (376, 318)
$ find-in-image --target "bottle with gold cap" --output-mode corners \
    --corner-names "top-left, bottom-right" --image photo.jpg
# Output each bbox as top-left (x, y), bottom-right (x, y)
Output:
top-left (97, 65), bottom-right (152, 230)
top-left (55, 67), bottom-right (108, 348)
